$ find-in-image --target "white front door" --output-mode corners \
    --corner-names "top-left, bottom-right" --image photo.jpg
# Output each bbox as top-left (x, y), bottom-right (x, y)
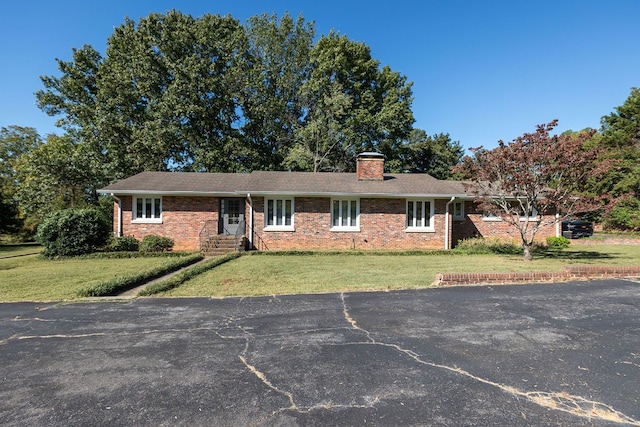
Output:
top-left (221, 198), bottom-right (244, 235)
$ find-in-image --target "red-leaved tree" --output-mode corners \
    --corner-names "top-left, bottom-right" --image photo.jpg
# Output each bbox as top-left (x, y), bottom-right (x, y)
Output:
top-left (454, 120), bottom-right (610, 260)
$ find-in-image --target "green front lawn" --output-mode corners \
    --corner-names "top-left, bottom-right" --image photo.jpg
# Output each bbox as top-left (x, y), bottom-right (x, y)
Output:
top-left (160, 244), bottom-right (640, 298)
top-left (0, 254), bottom-right (192, 301)
top-left (2, 243), bottom-right (639, 302)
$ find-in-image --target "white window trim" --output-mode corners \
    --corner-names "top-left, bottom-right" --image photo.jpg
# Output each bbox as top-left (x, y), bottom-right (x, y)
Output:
top-left (132, 196), bottom-right (162, 224)
top-left (264, 197), bottom-right (295, 231)
top-left (482, 211), bottom-right (502, 222)
top-left (330, 198), bottom-right (360, 232)
top-left (405, 199), bottom-right (435, 232)
top-left (452, 201), bottom-right (465, 220)
top-left (519, 207), bottom-right (539, 222)
top-left (482, 204), bottom-right (539, 222)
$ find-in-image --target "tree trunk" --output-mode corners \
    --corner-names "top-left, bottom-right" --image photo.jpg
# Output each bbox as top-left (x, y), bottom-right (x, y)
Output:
top-left (522, 243), bottom-right (533, 261)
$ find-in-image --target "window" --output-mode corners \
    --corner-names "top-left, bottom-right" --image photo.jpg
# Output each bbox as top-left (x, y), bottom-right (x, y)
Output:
top-left (453, 201), bottom-right (464, 220)
top-left (133, 196), bottom-right (162, 223)
top-left (482, 201), bottom-right (539, 221)
top-left (331, 199), bottom-right (359, 231)
top-left (265, 198), bottom-right (294, 230)
top-left (406, 200), bottom-right (434, 231)
top-left (518, 205), bottom-right (538, 221)
top-left (482, 210), bottom-right (502, 221)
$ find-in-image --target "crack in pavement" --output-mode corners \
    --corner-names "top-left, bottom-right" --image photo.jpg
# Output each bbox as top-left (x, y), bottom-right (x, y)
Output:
top-left (5, 296), bottom-right (639, 424)
top-left (0, 326), bottom-right (241, 346)
top-left (236, 292), bottom-right (640, 423)
top-left (339, 292), bottom-right (640, 426)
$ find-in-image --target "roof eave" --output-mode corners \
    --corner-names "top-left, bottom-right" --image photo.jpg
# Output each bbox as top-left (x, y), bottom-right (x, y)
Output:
top-left (98, 190), bottom-right (243, 197)
top-left (245, 191), bottom-right (475, 199)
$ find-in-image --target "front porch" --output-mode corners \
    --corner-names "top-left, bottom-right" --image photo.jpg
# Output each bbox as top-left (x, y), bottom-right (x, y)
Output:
top-left (199, 219), bottom-right (248, 256)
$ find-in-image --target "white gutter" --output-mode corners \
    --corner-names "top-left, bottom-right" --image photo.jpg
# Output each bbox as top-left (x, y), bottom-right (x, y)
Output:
top-left (445, 197), bottom-right (456, 250)
top-left (247, 193), bottom-right (253, 248)
top-left (112, 194), bottom-right (122, 237)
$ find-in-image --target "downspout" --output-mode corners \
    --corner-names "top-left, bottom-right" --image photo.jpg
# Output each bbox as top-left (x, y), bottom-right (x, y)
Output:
top-left (247, 193), bottom-right (253, 249)
top-left (445, 197), bottom-right (456, 250)
top-left (112, 194), bottom-right (122, 237)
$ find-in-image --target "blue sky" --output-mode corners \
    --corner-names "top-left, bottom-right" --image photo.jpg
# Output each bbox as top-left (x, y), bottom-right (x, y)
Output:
top-left (1, 0), bottom-right (638, 151)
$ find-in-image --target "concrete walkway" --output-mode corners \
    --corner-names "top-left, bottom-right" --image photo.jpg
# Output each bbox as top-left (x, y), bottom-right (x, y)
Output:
top-left (117, 257), bottom-right (211, 297)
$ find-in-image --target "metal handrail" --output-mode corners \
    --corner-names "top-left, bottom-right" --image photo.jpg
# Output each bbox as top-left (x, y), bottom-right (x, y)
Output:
top-left (249, 226), bottom-right (269, 251)
top-left (199, 220), bottom-right (218, 252)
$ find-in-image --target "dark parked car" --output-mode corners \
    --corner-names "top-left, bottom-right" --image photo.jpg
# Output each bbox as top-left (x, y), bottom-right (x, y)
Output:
top-left (561, 220), bottom-right (594, 239)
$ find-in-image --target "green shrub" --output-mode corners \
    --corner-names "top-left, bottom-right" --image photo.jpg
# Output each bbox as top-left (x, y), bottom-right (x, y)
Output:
top-left (453, 237), bottom-right (521, 255)
top-left (139, 234), bottom-right (174, 253)
top-left (110, 235), bottom-right (139, 252)
top-left (81, 251), bottom-right (196, 259)
top-left (546, 236), bottom-right (571, 250)
top-left (37, 209), bottom-right (111, 258)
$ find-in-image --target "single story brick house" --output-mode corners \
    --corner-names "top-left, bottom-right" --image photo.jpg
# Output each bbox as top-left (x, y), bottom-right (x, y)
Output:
top-left (98, 153), bottom-right (559, 252)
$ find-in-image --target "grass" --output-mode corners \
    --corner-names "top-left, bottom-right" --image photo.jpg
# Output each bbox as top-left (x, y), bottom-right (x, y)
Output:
top-left (0, 253), bottom-right (197, 301)
top-left (0, 243), bottom-right (42, 257)
top-left (158, 244), bottom-right (640, 298)
top-left (76, 253), bottom-right (204, 297)
top-left (2, 242), bottom-right (639, 301)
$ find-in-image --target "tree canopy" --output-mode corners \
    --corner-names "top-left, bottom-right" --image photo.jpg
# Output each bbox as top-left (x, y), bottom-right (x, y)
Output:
top-left (2, 11), bottom-right (464, 236)
top-left (36, 10), bottom-right (453, 180)
top-left (597, 87), bottom-right (640, 230)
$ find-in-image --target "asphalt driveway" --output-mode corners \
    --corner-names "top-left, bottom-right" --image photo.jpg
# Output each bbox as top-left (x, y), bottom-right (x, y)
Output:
top-left (1, 279), bottom-right (640, 426)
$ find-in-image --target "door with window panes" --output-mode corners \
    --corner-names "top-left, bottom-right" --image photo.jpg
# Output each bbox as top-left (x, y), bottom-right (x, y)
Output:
top-left (220, 198), bottom-right (245, 235)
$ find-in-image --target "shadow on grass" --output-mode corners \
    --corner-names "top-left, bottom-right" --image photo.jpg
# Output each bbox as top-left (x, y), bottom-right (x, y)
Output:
top-left (535, 249), bottom-right (615, 260)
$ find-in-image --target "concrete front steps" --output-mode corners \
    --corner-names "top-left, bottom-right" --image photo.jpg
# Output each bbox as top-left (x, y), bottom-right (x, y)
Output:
top-left (201, 234), bottom-right (246, 256)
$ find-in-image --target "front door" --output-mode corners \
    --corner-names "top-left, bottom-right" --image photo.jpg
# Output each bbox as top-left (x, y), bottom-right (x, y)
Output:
top-left (221, 198), bottom-right (245, 235)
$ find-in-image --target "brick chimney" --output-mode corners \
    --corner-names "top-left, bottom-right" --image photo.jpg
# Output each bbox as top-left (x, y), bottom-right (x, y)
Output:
top-left (356, 152), bottom-right (385, 181)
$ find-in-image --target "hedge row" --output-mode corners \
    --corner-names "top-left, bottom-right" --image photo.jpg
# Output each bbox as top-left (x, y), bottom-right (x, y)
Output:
top-left (76, 253), bottom-right (204, 297)
top-left (78, 251), bottom-right (199, 260)
top-left (139, 252), bottom-right (243, 296)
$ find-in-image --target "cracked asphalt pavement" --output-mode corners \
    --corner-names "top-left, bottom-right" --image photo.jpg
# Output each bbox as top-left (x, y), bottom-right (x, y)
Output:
top-left (1, 279), bottom-right (640, 426)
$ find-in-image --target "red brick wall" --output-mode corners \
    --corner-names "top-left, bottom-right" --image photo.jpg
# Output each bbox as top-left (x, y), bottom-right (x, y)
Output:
top-left (451, 201), bottom-right (557, 246)
top-left (115, 196), bottom-right (220, 251)
top-left (113, 196), bottom-right (559, 252)
top-left (250, 197), bottom-right (447, 250)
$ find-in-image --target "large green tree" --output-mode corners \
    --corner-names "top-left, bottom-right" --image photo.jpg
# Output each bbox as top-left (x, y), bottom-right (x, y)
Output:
top-left (13, 134), bottom-right (97, 223)
top-left (96, 11), bottom-right (249, 173)
top-left (241, 13), bottom-right (314, 170)
top-left (285, 32), bottom-right (414, 172)
top-left (37, 11), bottom-right (248, 176)
top-left (0, 126), bottom-right (43, 233)
top-left (391, 129), bottom-right (464, 179)
top-left (598, 88), bottom-right (640, 230)
top-left (37, 11), bottom-right (418, 177)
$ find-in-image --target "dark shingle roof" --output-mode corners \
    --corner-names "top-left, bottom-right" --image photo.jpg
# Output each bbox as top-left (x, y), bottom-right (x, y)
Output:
top-left (99, 170), bottom-right (473, 198)
top-left (98, 171), bottom-right (247, 195)
top-left (241, 171), bottom-right (470, 197)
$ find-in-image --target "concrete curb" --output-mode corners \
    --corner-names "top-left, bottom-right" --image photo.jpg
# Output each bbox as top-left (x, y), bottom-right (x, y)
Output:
top-left (434, 265), bottom-right (640, 286)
